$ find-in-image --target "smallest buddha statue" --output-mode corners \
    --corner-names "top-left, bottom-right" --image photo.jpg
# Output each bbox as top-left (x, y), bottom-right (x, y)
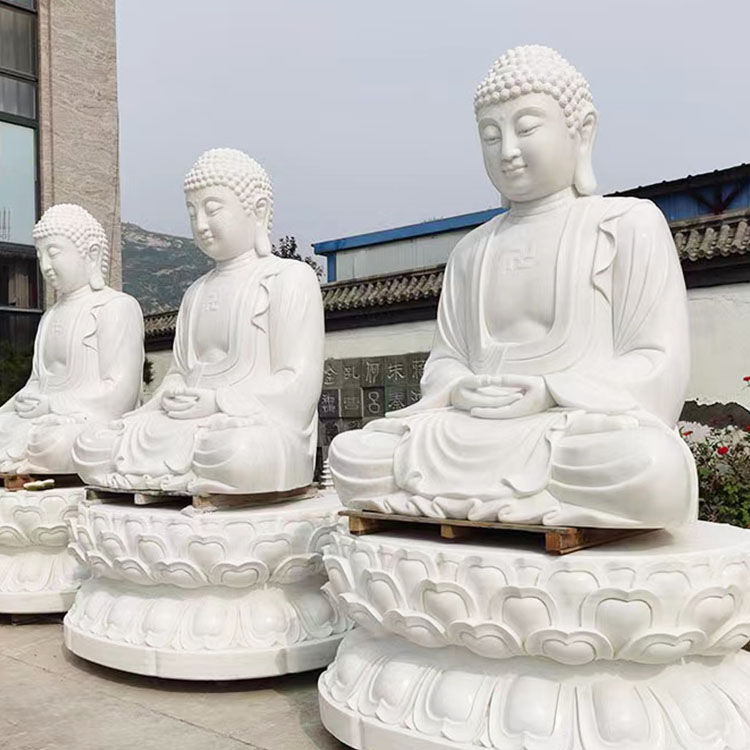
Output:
top-left (0, 205), bottom-right (144, 477)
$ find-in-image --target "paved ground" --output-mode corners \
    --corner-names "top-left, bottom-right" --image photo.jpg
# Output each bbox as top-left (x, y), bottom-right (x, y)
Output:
top-left (0, 616), bottom-right (349, 750)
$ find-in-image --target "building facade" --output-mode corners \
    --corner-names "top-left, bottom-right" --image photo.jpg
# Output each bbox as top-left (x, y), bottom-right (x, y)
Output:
top-left (0, 0), bottom-right (120, 353)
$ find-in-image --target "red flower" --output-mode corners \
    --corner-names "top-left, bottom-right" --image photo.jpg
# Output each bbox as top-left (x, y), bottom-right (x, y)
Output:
top-left (683, 430), bottom-right (694, 437)
top-left (744, 376), bottom-right (750, 382)
top-left (718, 446), bottom-right (730, 455)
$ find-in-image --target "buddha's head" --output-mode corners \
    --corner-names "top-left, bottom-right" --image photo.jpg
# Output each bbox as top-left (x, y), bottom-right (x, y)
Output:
top-left (474, 45), bottom-right (598, 204)
top-left (33, 204), bottom-right (110, 294)
top-left (183, 148), bottom-right (273, 261)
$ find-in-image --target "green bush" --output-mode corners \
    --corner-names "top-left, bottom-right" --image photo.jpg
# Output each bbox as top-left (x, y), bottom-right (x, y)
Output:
top-left (682, 425), bottom-right (750, 527)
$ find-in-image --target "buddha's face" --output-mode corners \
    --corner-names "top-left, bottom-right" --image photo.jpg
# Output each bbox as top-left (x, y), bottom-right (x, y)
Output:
top-left (36, 235), bottom-right (92, 294)
top-left (477, 93), bottom-right (579, 203)
top-left (186, 185), bottom-right (257, 262)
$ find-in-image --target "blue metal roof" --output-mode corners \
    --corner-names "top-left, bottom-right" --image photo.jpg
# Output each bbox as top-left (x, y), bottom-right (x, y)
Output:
top-left (313, 207), bottom-right (504, 255)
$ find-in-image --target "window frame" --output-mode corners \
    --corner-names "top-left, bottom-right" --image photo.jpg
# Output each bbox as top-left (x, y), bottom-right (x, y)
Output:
top-left (0, 0), bottom-right (40, 324)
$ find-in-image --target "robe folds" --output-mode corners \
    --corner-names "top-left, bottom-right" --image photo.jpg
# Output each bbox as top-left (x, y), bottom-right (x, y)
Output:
top-left (73, 255), bottom-right (324, 494)
top-left (330, 196), bottom-right (699, 528)
top-left (0, 288), bottom-right (144, 475)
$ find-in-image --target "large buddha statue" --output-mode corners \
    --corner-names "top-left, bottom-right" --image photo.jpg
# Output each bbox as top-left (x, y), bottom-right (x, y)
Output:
top-left (330, 46), bottom-right (698, 528)
top-left (0, 205), bottom-right (143, 476)
top-left (73, 148), bottom-right (324, 495)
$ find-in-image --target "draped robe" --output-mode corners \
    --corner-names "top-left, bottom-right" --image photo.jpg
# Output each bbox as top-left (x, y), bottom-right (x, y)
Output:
top-left (73, 255), bottom-right (324, 494)
top-left (330, 196), bottom-right (698, 528)
top-left (0, 288), bottom-right (143, 475)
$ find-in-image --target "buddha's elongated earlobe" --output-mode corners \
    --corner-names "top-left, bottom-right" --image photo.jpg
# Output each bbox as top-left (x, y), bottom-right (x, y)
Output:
top-left (574, 108), bottom-right (599, 196)
top-left (256, 223), bottom-right (272, 256)
top-left (253, 196), bottom-right (272, 256)
top-left (87, 243), bottom-right (106, 290)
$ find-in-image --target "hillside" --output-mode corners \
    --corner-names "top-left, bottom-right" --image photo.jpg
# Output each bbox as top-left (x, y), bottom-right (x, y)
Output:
top-left (121, 222), bottom-right (211, 313)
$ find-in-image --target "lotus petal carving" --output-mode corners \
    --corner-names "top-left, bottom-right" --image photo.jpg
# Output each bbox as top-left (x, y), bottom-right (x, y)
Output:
top-left (322, 524), bottom-right (750, 665)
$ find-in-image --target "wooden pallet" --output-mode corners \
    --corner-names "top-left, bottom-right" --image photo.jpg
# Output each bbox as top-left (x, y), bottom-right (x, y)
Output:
top-left (1, 473), bottom-right (81, 491)
top-left (86, 483), bottom-right (316, 511)
top-left (340, 510), bottom-right (656, 555)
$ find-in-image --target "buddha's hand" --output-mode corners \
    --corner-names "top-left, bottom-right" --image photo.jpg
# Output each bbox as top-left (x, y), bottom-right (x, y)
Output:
top-left (470, 375), bottom-right (554, 419)
top-left (162, 387), bottom-right (217, 420)
top-left (14, 393), bottom-right (50, 419)
top-left (451, 375), bottom-right (523, 412)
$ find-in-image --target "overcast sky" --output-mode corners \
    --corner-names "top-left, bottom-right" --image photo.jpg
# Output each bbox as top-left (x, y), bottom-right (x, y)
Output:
top-left (117, 0), bottom-right (750, 253)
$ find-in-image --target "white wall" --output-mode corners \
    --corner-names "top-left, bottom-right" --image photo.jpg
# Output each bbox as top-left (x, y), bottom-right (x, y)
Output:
top-left (687, 283), bottom-right (750, 408)
top-left (143, 349), bottom-right (172, 399)
top-left (324, 320), bottom-right (436, 359)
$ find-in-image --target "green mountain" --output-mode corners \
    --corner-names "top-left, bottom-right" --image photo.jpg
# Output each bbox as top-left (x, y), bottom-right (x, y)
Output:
top-left (121, 222), bottom-right (211, 314)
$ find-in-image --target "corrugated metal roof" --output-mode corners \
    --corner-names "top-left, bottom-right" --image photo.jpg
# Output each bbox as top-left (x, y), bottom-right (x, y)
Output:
top-left (143, 209), bottom-right (750, 339)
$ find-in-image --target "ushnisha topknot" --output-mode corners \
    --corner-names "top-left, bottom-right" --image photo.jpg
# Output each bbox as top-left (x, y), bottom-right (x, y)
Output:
top-left (33, 204), bottom-right (110, 278)
top-left (183, 148), bottom-right (274, 229)
top-left (474, 45), bottom-right (594, 132)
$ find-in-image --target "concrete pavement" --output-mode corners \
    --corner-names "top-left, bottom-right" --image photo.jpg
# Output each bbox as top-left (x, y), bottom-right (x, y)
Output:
top-left (0, 616), bottom-right (348, 750)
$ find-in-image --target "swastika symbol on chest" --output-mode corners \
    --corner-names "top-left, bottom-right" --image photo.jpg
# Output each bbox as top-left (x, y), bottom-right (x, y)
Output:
top-left (204, 292), bottom-right (219, 311)
top-left (503, 244), bottom-right (537, 272)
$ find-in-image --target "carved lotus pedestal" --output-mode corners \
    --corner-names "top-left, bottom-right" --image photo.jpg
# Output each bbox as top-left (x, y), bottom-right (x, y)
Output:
top-left (0, 487), bottom-right (87, 614)
top-left (319, 521), bottom-right (750, 750)
top-left (63, 494), bottom-right (351, 679)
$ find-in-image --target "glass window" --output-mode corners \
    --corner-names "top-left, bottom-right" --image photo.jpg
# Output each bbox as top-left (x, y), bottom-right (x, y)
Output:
top-left (0, 253), bottom-right (37, 307)
top-left (0, 73), bottom-right (34, 118)
top-left (0, 5), bottom-right (36, 77)
top-left (0, 121), bottom-right (35, 245)
top-left (0, 2), bottom-right (36, 10)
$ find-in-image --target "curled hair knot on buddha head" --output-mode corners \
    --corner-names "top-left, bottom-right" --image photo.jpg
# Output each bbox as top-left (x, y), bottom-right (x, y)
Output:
top-left (474, 45), bottom-right (598, 195)
top-left (184, 148), bottom-right (274, 255)
top-left (33, 204), bottom-right (110, 289)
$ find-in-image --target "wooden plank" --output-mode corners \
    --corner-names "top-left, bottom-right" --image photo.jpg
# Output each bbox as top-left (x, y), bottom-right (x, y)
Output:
top-left (440, 524), bottom-right (472, 540)
top-left (545, 527), bottom-right (654, 555)
top-left (339, 510), bottom-right (656, 555)
top-left (349, 515), bottom-right (386, 535)
top-left (339, 510), bottom-right (573, 535)
top-left (2, 473), bottom-right (81, 491)
top-left (85, 486), bottom-right (188, 506)
top-left (191, 484), bottom-right (314, 511)
top-left (134, 492), bottom-right (173, 506)
top-left (3, 474), bottom-right (33, 491)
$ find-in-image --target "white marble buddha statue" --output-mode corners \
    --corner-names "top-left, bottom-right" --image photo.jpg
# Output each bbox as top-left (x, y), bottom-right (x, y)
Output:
top-left (73, 148), bottom-right (324, 495)
top-left (0, 204), bottom-right (144, 476)
top-left (330, 46), bottom-right (698, 528)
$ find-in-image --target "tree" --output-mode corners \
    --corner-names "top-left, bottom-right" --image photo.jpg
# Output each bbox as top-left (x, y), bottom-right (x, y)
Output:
top-left (272, 236), bottom-right (323, 280)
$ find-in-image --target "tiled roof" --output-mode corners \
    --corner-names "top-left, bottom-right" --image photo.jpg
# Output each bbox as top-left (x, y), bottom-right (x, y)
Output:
top-left (672, 209), bottom-right (750, 262)
top-left (144, 310), bottom-right (178, 338)
top-left (322, 265), bottom-right (444, 312)
top-left (143, 210), bottom-right (750, 339)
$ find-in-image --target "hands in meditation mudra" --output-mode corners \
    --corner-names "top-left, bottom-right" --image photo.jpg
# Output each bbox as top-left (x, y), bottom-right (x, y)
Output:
top-left (330, 46), bottom-right (698, 528)
top-left (73, 149), bottom-right (324, 495)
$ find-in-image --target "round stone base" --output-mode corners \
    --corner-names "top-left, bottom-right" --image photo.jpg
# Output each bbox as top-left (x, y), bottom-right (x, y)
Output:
top-left (0, 487), bottom-right (86, 614)
top-left (64, 579), bottom-right (345, 679)
top-left (320, 628), bottom-right (750, 750)
top-left (63, 493), bottom-right (351, 679)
